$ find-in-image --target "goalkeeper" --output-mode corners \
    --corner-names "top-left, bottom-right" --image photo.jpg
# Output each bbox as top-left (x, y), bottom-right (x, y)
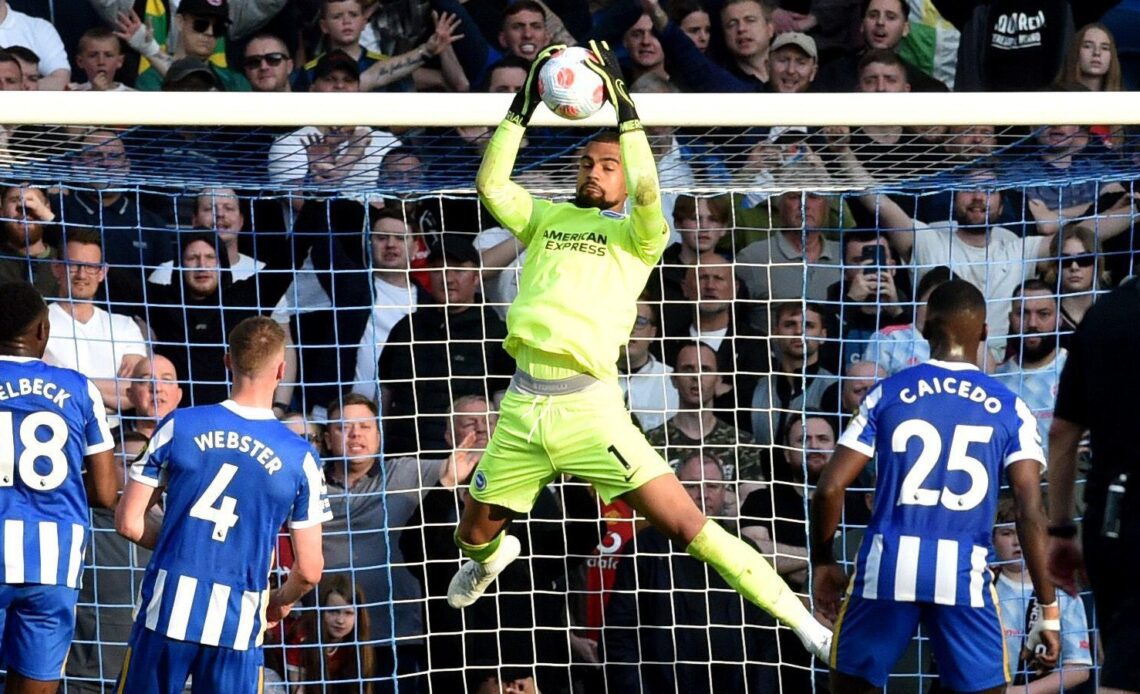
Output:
top-left (447, 41), bottom-right (833, 661)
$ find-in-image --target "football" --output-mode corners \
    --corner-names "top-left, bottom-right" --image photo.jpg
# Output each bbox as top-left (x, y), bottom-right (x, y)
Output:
top-left (537, 46), bottom-right (606, 121)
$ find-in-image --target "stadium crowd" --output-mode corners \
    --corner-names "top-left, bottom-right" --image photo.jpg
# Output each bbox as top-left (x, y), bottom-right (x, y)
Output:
top-left (1, 0), bottom-right (1139, 691)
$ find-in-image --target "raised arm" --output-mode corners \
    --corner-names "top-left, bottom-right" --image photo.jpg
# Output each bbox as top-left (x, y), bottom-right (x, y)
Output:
top-left (584, 40), bottom-right (669, 258)
top-left (641, 0), bottom-right (756, 93)
top-left (360, 11), bottom-right (464, 92)
top-left (824, 127), bottom-right (920, 259)
top-left (476, 45), bottom-right (565, 235)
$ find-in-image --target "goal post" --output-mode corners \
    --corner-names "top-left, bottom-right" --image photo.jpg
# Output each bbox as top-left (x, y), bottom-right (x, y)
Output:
top-left (0, 91), bottom-right (1133, 693)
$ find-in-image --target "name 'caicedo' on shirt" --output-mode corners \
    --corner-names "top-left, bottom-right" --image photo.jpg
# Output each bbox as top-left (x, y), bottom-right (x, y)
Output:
top-left (898, 376), bottom-right (1003, 414)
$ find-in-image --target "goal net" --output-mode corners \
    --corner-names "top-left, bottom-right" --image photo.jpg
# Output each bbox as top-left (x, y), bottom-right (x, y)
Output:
top-left (0, 91), bottom-right (1133, 693)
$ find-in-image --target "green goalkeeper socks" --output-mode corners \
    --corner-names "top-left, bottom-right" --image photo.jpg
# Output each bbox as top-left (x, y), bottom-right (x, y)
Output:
top-left (686, 519), bottom-right (814, 630)
top-left (455, 530), bottom-right (504, 564)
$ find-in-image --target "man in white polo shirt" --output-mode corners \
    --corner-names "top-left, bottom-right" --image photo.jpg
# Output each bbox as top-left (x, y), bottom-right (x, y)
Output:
top-left (45, 227), bottom-right (148, 425)
top-left (0, 0), bottom-right (69, 90)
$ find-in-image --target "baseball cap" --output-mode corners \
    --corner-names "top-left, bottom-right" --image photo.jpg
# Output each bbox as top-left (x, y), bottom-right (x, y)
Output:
top-left (770, 32), bottom-right (818, 61)
top-left (162, 57), bottom-right (219, 91)
top-left (177, 0), bottom-right (230, 20)
top-left (313, 50), bottom-right (360, 81)
top-left (429, 233), bottom-right (481, 267)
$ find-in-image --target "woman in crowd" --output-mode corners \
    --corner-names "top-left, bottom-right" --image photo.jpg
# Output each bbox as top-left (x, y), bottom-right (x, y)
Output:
top-left (668, 0), bottom-right (712, 53)
top-left (1057, 23), bottom-right (1124, 146)
top-left (1038, 224), bottom-right (1111, 348)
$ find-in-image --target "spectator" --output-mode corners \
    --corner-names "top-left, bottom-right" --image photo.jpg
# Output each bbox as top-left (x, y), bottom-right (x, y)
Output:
top-left (736, 190), bottom-right (843, 324)
top-left (0, 45), bottom-right (19, 91)
top-left (284, 574), bottom-right (378, 692)
top-left (832, 145), bottom-right (1113, 356)
top-left (401, 394), bottom-right (597, 693)
top-left (641, 0), bottom-right (774, 91)
top-left (603, 452), bottom-right (779, 692)
top-left (110, 226), bottom-right (305, 406)
top-left (656, 193), bottom-right (730, 302)
top-left (669, 0), bottom-right (711, 53)
top-left (498, 0), bottom-right (552, 62)
top-left (750, 301), bottom-right (837, 447)
top-left (834, 360), bottom-right (886, 423)
top-left (619, 299), bottom-right (679, 432)
top-left (6, 44), bottom-right (39, 90)
top-left (159, 56), bottom-right (219, 90)
top-left (117, 0), bottom-right (250, 91)
top-left (647, 341), bottom-right (766, 497)
top-left (828, 231), bottom-right (911, 368)
top-left (0, 0), bottom-right (69, 89)
top-left (71, 27), bottom-right (132, 91)
top-left (379, 234), bottom-right (513, 456)
top-left (44, 227), bottom-right (148, 424)
top-left (65, 431), bottom-right (152, 693)
top-left (814, 0), bottom-right (948, 92)
top-left (281, 410), bottom-right (325, 455)
top-left (862, 265), bottom-right (954, 375)
top-left (995, 279), bottom-right (1067, 453)
top-left (269, 52), bottom-right (401, 189)
top-left (296, 0), bottom-right (464, 92)
top-left (768, 31), bottom-right (818, 92)
top-left (148, 188), bottom-right (260, 285)
top-left (1058, 22), bottom-right (1123, 91)
top-left (991, 498), bottom-right (1092, 691)
top-left (242, 32), bottom-right (293, 92)
top-left (1037, 225), bottom-right (1108, 341)
top-left (1022, 122), bottom-right (1135, 237)
top-left (61, 129), bottom-right (172, 273)
top-left (123, 354), bottom-right (183, 438)
top-left (664, 252), bottom-right (768, 429)
top-left (335, 208), bottom-right (426, 404)
top-left (936, 0), bottom-right (1080, 91)
top-left (741, 414), bottom-right (842, 592)
top-left (623, 13), bottom-right (667, 82)
top-left (321, 393), bottom-right (444, 688)
top-left (1, 183), bottom-right (58, 296)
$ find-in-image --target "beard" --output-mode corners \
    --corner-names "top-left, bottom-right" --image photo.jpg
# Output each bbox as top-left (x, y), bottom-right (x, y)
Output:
top-left (574, 183), bottom-right (616, 211)
top-left (1007, 331), bottom-right (1056, 364)
top-left (3, 220), bottom-right (43, 249)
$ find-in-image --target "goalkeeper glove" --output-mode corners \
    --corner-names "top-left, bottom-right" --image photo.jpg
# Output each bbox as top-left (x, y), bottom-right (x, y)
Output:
top-left (584, 39), bottom-right (641, 133)
top-left (506, 44), bottom-right (566, 127)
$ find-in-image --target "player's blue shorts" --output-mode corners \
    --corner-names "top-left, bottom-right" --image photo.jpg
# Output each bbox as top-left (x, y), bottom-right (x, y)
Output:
top-left (833, 593), bottom-right (1009, 692)
top-left (0, 583), bottom-right (78, 681)
top-left (117, 622), bottom-right (266, 693)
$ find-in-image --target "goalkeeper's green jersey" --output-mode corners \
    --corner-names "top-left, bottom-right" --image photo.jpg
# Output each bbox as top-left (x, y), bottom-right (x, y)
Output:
top-left (477, 121), bottom-right (669, 383)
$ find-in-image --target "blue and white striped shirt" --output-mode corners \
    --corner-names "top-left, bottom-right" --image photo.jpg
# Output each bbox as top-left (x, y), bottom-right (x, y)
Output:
top-left (0, 355), bottom-right (114, 588)
top-left (839, 359), bottom-right (1044, 606)
top-left (130, 400), bottom-right (331, 651)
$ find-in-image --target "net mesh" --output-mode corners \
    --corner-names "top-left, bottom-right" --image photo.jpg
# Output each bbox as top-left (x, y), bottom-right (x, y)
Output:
top-left (0, 113), bottom-right (1127, 693)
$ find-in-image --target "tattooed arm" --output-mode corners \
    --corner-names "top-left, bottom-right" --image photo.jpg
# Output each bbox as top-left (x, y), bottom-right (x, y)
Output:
top-left (360, 11), bottom-right (463, 91)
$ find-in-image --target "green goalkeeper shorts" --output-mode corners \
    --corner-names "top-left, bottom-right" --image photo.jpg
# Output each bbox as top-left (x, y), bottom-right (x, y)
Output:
top-left (469, 380), bottom-right (673, 513)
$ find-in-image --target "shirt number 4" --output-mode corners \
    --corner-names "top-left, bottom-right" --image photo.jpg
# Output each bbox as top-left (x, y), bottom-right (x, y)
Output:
top-left (190, 463), bottom-right (240, 541)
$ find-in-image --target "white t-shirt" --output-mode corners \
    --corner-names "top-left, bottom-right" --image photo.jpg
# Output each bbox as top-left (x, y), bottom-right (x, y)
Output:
top-left (268, 126), bottom-right (400, 188)
top-left (689, 324), bottom-right (728, 354)
top-left (350, 277), bottom-right (418, 402)
top-left (44, 303), bottom-right (148, 425)
top-left (69, 81), bottom-right (134, 91)
top-left (620, 356), bottom-right (679, 432)
top-left (0, 7), bottom-right (69, 76)
top-left (912, 221), bottom-right (1047, 339)
top-left (148, 252), bottom-right (264, 286)
top-left (271, 254), bottom-right (334, 323)
top-left (472, 225), bottom-right (522, 321)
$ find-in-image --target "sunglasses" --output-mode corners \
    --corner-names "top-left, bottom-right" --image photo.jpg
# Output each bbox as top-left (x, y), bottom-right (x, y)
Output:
top-left (1060, 253), bottom-right (1095, 268)
top-left (190, 17), bottom-right (226, 35)
top-left (243, 52), bottom-right (288, 70)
